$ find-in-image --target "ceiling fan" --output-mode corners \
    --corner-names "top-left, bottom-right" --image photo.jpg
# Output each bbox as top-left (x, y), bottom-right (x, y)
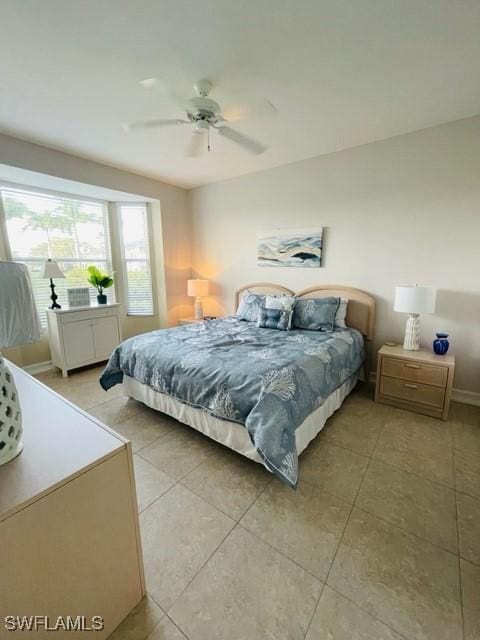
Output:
top-left (124, 79), bottom-right (275, 157)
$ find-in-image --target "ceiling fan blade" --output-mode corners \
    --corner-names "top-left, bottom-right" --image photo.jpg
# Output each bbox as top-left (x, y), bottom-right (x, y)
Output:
top-left (137, 73), bottom-right (194, 106)
top-left (186, 131), bottom-right (205, 157)
top-left (216, 126), bottom-right (266, 155)
top-left (123, 118), bottom-right (187, 132)
top-left (221, 99), bottom-right (277, 123)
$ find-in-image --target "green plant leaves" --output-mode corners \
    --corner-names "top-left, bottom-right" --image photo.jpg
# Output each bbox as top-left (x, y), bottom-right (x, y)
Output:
top-left (87, 265), bottom-right (102, 279)
top-left (99, 276), bottom-right (113, 288)
top-left (87, 265), bottom-right (114, 290)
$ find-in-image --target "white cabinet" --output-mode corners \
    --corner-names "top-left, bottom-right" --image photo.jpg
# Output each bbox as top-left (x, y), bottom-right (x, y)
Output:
top-left (0, 362), bottom-right (145, 636)
top-left (93, 315), bottom-right (121, 360)
top-left (47, 304), bottom-right (122, 377)
top-left (62, 320), bottom-right (96, 365)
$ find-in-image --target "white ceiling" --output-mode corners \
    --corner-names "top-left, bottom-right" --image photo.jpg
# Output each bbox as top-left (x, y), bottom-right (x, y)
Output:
top-left (0, 1), bottom-right (479, 189)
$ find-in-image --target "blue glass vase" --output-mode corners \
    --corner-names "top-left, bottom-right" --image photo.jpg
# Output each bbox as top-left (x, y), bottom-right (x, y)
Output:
top-left (433, 332), bottom-right (449, 355)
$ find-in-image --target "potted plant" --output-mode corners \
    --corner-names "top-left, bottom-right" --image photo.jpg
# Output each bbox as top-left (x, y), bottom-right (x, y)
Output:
top-left (87, 265), bottom-right (114, 304)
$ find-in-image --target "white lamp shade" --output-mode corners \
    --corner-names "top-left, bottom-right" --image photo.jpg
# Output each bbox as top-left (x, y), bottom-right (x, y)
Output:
top-left (0, 262), bottom-right (42, 348)
top-left (42, 259), bottom-right (65, 279)
top-left (394, 285), bottom-right (436, 314)
top-left (187, 279), bottom-right (209, 298)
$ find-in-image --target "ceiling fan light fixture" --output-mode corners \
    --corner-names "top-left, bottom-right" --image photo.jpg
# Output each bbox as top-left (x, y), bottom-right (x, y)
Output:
top-left (194, 121), bottom-right (209, 134)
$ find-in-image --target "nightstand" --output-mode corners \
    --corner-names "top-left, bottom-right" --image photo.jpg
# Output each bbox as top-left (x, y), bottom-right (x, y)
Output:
top-left (375, 344), bottom-right (455, 420)
top-left (179, 317), bottom-right (203, 326)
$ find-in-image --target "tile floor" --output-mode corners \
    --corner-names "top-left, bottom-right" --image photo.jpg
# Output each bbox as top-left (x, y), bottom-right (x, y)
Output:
top-left (35, 364), bottom-right (480, 640)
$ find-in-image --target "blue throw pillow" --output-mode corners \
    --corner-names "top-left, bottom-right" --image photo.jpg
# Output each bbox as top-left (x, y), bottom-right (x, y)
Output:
top-left (292, 297), bottom-right (340, 332)
top-left (236, 291), bottom-right (266, 322)
top-left (257, 306), bottom-right (292, 331)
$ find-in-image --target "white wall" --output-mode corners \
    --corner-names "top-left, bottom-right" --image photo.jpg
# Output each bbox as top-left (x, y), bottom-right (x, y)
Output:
top-left (190, 116), bottom-right (480, 393)
top-left (0, 133), bottom-right (192, 367)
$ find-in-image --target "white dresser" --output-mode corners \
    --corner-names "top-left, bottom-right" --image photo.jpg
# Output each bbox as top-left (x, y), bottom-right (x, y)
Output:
top-left (0, 361), bottom-right (145, 638)
top-left (47, 303), bottom-right (122, 377)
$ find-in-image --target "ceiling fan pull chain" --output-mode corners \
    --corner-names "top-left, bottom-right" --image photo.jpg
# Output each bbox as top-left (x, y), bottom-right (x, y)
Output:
top-left (207, 125), bottom-right (211, 152)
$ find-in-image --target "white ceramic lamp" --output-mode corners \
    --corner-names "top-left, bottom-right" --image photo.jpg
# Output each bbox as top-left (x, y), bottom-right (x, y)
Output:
top-left (0, 261), bottom-right (42, 465)
top-left (187, 279), bottom-right (209, 320)
top-left (42, 258), bottom-right (65, 309)
top-left (394, 285), bottom-right (436, 351)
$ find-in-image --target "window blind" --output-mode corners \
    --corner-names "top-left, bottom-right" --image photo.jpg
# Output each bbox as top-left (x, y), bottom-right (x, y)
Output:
top-left (1, 186), bottom-right (112, 327)
top-left (118, 203), bottom-right (154, 315)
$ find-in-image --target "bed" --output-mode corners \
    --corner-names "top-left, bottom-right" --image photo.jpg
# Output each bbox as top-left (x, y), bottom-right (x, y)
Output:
top-left (100, 284), bottom-right (375, 487)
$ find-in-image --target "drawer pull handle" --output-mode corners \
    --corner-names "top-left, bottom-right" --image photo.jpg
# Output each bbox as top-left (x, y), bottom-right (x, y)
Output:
top-left (404, 383), bottom-right (418, 389)
top-left (405, 363), bottom-right (421, 369)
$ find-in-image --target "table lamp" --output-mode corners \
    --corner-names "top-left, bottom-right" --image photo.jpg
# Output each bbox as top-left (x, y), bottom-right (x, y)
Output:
top-left (0, 261), bottom-right (42, 465)
top-left (394, 284), bottom-right (436, 351)
top-left (43, 258), bottom-right (65, 309)
top-left (187, 279), bottom-right (209, 320)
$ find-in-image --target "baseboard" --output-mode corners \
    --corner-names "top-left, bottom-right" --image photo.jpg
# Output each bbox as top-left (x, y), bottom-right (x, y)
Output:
top-left (23, 360), bottom-right (53, 375)
top-left (368, 372), bottom-right (480, 407)
top-left (451, 388), bottom-right (480, 407)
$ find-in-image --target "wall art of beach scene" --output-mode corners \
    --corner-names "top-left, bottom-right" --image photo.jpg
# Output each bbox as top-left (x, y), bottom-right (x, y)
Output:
top-left (257, 227), bottom-right (323, 267)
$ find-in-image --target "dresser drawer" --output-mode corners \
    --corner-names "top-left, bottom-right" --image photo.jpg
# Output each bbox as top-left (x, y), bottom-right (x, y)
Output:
top-left (381, 356), bottom-right (447, 387)
top-left (380, 376), bottom-right (445, 409)
top-left (60, 307), bottom-right (117, 324)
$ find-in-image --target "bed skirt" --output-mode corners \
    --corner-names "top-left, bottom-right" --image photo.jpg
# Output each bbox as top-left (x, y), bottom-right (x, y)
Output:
top-left (122, 371), bottom-right (360, 469)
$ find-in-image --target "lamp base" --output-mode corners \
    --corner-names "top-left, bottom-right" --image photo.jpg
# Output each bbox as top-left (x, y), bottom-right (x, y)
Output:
top-left (194, 297), bottom-right (204, 321)
top-left (49, 278), bottom-right (61, 310)
top-left (403, 314), bottom-right (421, 351)
top-left (0, 356), bottom-right (24, 466)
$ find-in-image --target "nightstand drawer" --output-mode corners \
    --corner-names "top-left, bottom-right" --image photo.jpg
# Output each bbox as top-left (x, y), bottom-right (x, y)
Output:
top-left (381, 356), bottom-right (447, 387)
top-left (380, 376), bottom-right (445, 409)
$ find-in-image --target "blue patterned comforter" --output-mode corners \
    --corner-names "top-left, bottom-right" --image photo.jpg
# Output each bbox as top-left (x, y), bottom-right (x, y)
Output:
top-left (99, 318), bottom-right (364, 487)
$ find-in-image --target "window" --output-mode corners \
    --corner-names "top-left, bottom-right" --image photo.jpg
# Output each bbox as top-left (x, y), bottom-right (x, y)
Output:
top-left (1, 186), bottom-right (112, 326)
top-left (118, 203), bottom-right (154, 315)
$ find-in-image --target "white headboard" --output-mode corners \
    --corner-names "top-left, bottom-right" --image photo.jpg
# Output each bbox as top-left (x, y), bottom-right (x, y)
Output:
top-left (234, 282), bottom-right (375, 340)
top-left (296, 285), bottom-right (375, 340)
top-left (235, 282), bottom-right (295, 309)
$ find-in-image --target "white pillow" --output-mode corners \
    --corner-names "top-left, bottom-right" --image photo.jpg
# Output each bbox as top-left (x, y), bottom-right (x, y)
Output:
top-left (335, 298), bottom-right (348, 328)
top-left (265, 294), bottom-right (296, 311)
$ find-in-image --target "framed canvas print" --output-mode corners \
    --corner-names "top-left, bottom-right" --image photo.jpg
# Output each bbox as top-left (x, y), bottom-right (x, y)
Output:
top-left (67, 287), bottom-right (91, 308)
top-left (257, 227), bottom-right (323, 267)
